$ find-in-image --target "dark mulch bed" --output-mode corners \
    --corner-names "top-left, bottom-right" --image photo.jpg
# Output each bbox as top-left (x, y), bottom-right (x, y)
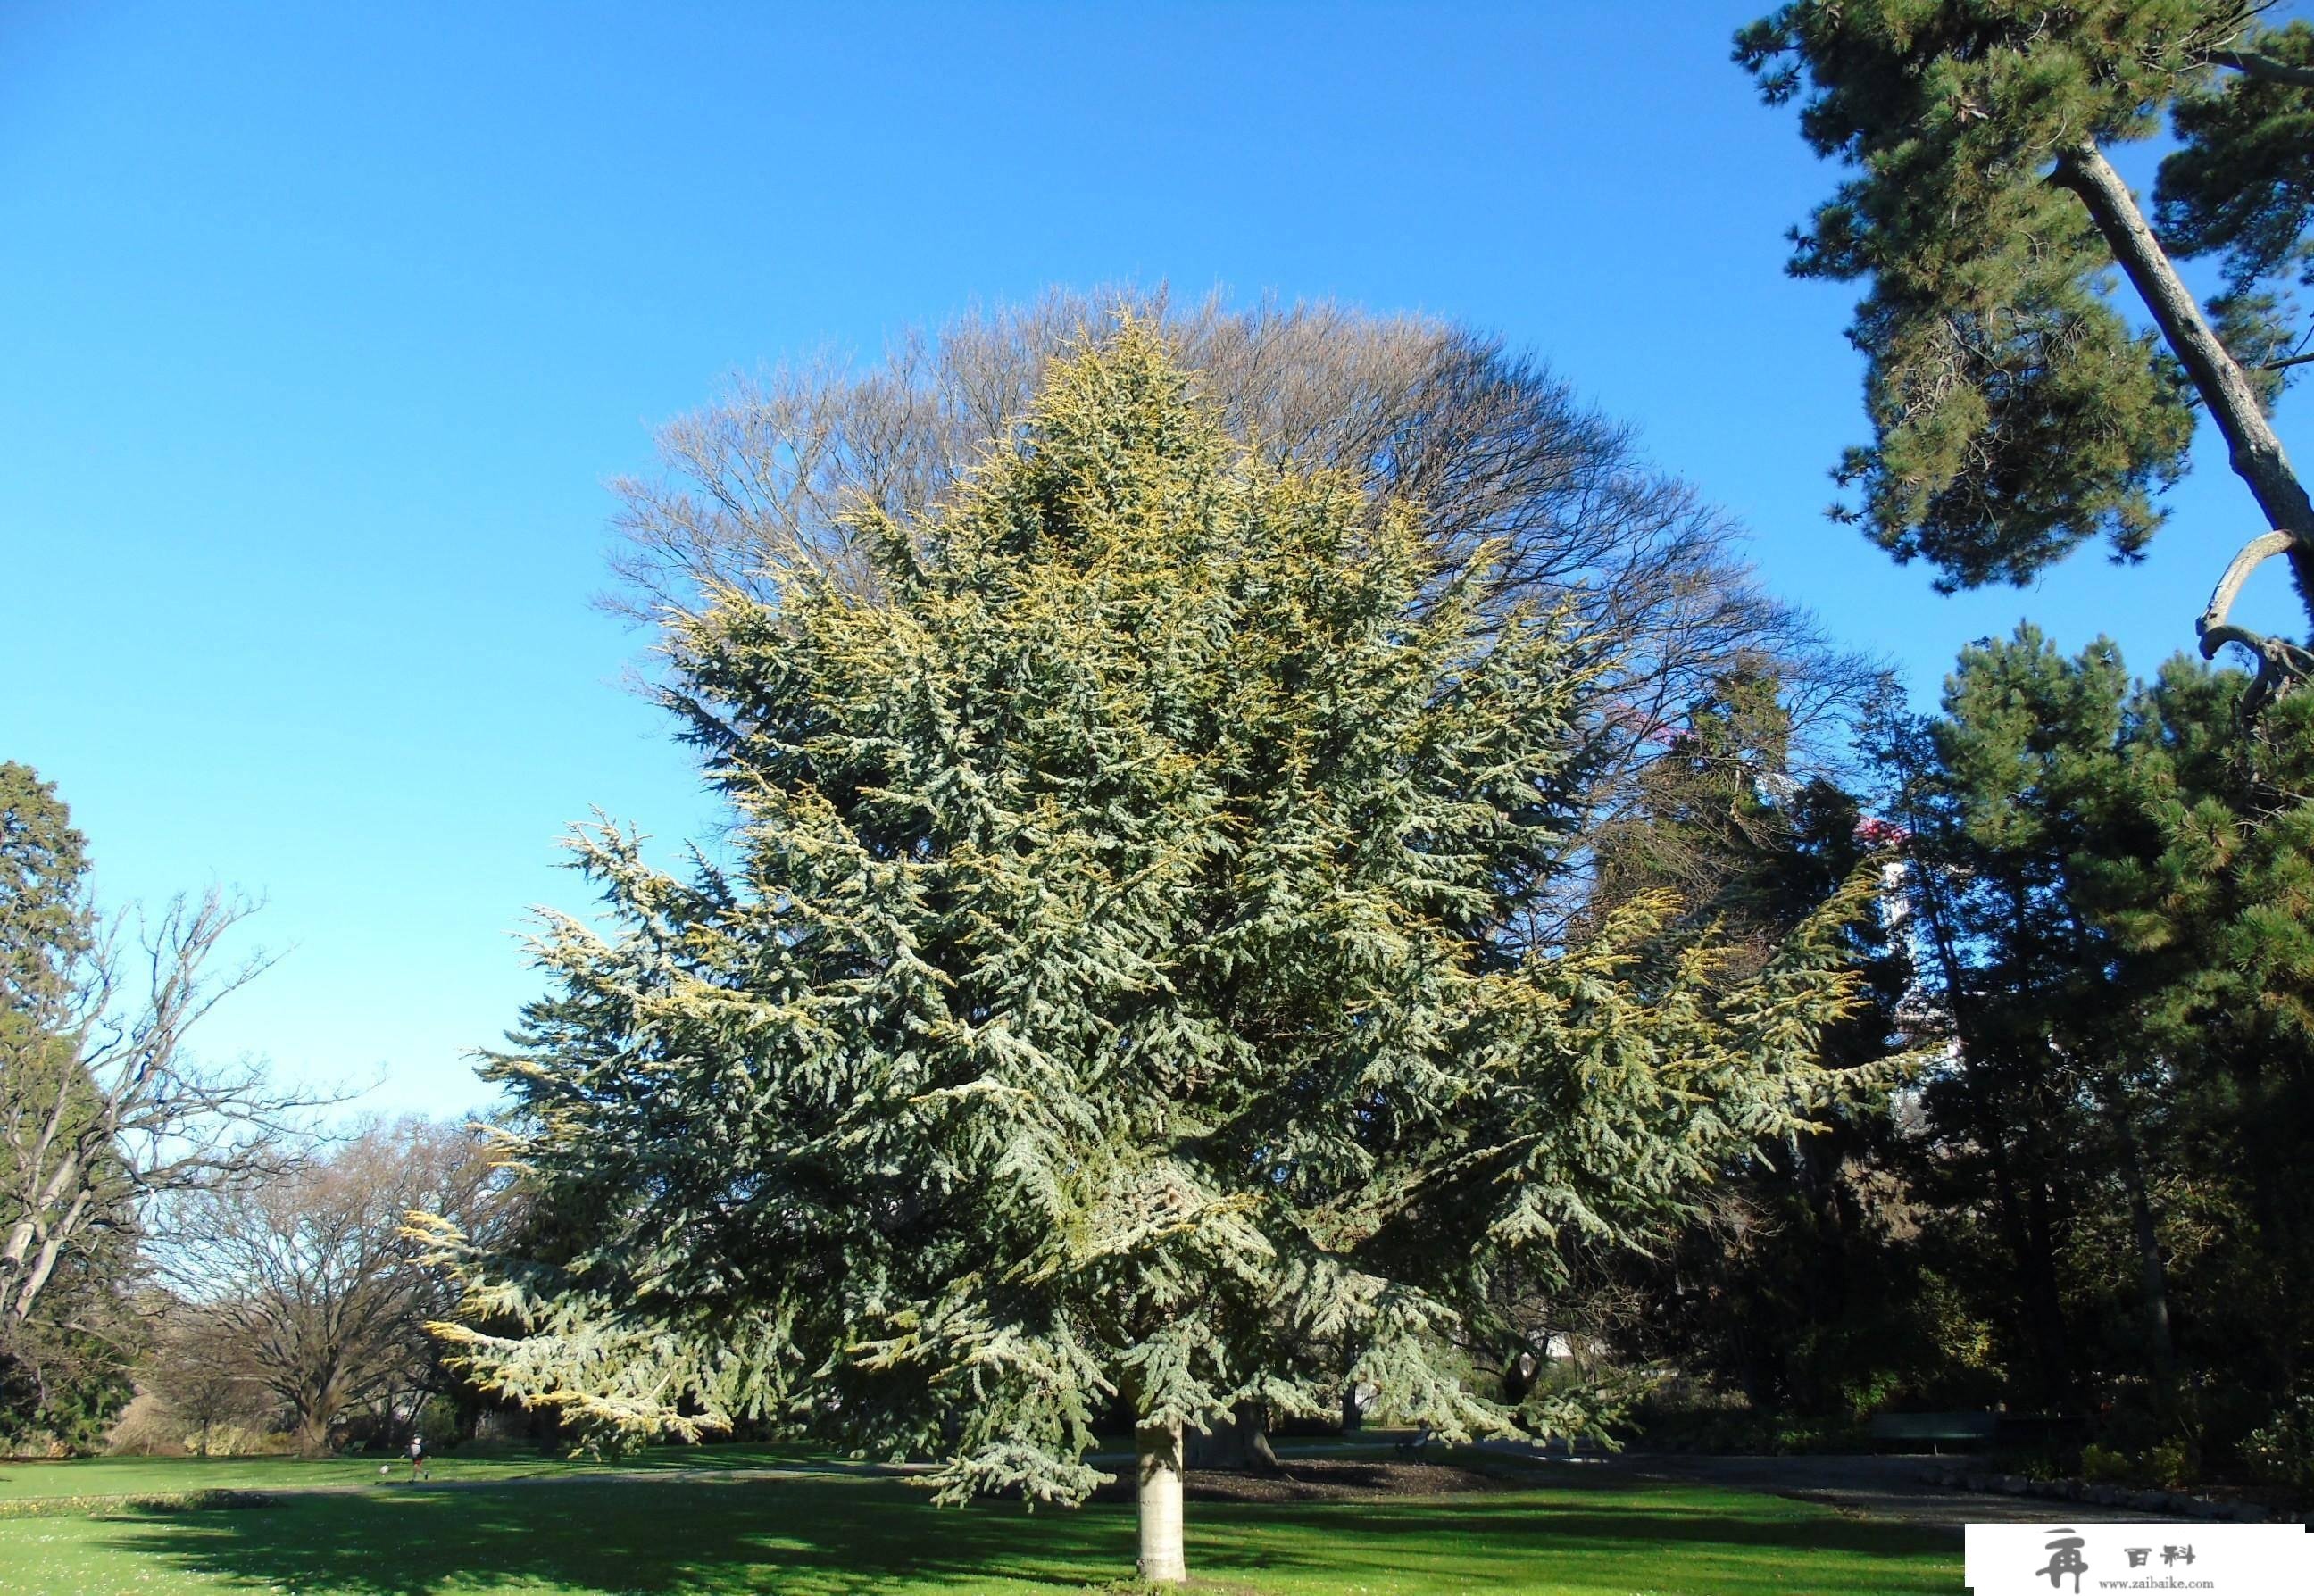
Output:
top-left (1093, 1456), bottom-right (1514, 1504)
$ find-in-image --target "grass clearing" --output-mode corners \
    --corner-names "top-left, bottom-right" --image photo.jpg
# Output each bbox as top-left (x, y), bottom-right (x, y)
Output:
top-left (0, 1454), bottom-right (1962, 1595)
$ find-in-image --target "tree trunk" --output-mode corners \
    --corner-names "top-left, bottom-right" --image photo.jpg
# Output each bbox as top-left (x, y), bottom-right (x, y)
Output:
top-left (0, 1136), bottom-right (86, 1328)
top-left (2019, 1173), bottom-right (2077, 1409)
top-left (1135, 1416), bottom-right (1186, 1585)
top-left (2053, 142), bottom-right (2314, 632)
top-left (2105, 1090), bottom-right (2177, 1387)
top-left (1945, 997), bottom-right (2070, 1401)
top-left (11, 1192), bottom-right (88, 1326)
top-left (0, 1218), bottom-right (36, 1316)
top-left (1915, 860), bottom-right (2077, 1409)
top-left (295, 1389), bottom-right (337, 1459)
top-left (1975, 1078), bottom-right (2075, 1409)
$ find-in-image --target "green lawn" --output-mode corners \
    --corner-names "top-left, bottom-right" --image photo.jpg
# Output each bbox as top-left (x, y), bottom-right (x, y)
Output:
top-left (0, 1451), bottom-right (1961, 1596)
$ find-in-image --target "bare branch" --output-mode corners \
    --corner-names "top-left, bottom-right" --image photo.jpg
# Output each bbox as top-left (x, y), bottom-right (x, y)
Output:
top-left (148, 1118), bottom-right (510, 1453)
top-left (3, 888), bottom-right (345, 1346)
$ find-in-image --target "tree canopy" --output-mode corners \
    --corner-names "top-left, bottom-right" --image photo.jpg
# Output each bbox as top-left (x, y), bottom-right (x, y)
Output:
top-left (437, 328), bottom-right (1881, 1583)
top-left (605, 288), bottom-right (1885, 908)
top-left (1855, 630), bottom-right (2314, 1452)
top-left (1, 761), bottom-right (93, 1029)
top-left (163, 1117), bottom-right (506, 1456)
top-left (1741, 2), bottom-right (2314, 658)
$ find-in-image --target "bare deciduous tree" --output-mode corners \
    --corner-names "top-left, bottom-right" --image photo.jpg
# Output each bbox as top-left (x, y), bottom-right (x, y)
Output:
top-left (1, 889), bottom-right (320, 1361)
top-left (139, 1297), bottom-right (271, 1456)
top-left (162, 1118), bottom-right (505, 1455)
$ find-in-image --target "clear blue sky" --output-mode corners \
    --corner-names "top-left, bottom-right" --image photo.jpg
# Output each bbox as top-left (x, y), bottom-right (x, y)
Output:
top-left (4, 2), bottom-right (2304, 1117)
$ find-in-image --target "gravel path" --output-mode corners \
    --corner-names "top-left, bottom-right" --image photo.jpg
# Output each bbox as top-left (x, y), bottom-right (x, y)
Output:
top-left (1574, 1451), bottom-right (2199, 1532)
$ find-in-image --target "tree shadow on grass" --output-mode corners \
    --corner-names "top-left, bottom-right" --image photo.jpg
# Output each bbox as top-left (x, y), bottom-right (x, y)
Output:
top-left (95, 1471), bottom-right (1960, 1595)
top-left (98, 1475), bottom-right (1132, 1596)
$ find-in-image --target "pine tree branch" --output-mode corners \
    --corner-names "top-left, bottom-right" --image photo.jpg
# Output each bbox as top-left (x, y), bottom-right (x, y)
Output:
top-left (2211, 48), bottom-right (2314, 90)
top-left (2051, 143), bottom-right (2314, 631)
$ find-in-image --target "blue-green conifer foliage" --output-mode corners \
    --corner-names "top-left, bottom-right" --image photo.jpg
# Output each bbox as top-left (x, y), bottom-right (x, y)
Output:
top-left (435, 329), bottom-right (1877, 1503)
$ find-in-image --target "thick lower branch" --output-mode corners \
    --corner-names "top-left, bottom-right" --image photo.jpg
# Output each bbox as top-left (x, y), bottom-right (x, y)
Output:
top-left (2212, 49), bottom-right (2314, 90)
top-left (2052, 142), bottom-right (2314, 633)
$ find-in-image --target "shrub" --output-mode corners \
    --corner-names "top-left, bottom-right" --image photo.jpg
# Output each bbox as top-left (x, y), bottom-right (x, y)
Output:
top-left (2144, 1439), bottom-right (2197, 1491)
top-left (414, 1394), bottom-right (464, 1451)
top-left (2244, 1394), bottom-right (2314, 1492)
top-left (0, 1490), bottom-right (277, 1520)
top-left (2078, 1438), bottom-right (2198, 1490)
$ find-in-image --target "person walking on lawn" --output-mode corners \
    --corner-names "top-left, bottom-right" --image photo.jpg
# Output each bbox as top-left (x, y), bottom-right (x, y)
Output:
top-left (406, 1432), bottom-right (429, 1483)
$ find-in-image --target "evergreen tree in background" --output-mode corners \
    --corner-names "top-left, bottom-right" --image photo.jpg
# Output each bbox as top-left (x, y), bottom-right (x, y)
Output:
top-left (1740, 2), bottom-right (2314, 652)
top-left (0, 763), bottom-right (131, 1445)
top-left (1586, 677), bottom-right (1939, 1423)
top-left (2078, 653), bottom-right (2314, 1450)
top-left (435, 328), bottom-right (1878, 1583)
top-left (1882, 630), bottom-right (2314, 1466)
top-left (1, 762), bottom-right (94, 1026)
top-left (1605, 628), bottom-right (2314, 1466)
top-left (1885, 631), bottom-right (2151, 1413)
